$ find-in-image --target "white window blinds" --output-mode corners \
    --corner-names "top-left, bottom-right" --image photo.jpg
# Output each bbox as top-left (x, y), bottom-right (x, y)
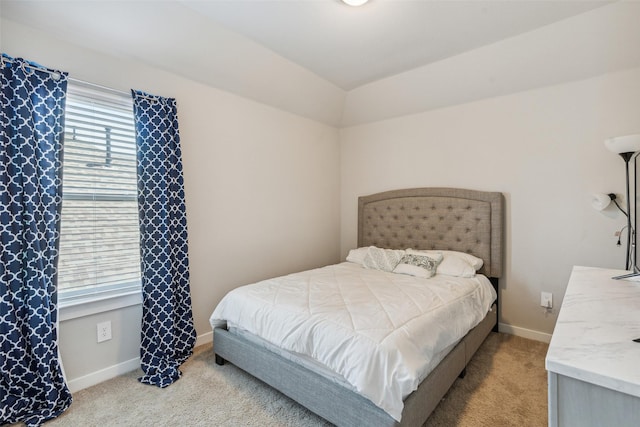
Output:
top-left (58, 81), bottom-right (141, 305)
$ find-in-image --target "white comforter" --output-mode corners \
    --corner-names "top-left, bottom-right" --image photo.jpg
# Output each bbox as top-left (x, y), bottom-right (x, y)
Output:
top-left (209, 262), bottom-right (496, 421)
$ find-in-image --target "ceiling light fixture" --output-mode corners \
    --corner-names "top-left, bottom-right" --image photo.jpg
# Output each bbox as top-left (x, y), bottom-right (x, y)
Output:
top-left (342, 0), bottom-right (369, 6)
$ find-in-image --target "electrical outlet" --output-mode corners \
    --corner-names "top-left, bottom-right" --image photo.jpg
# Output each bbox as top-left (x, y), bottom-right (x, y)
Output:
top-left (97, 321), bottom-right (112, 343)
top-left (540, 292), bottom-right (553, 309)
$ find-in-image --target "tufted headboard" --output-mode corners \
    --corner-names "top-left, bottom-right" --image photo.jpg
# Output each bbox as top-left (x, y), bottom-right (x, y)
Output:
top-left (358, 188), bottom-right (504, 278)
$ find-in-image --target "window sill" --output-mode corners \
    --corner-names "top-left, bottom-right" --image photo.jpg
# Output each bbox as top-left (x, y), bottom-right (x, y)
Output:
top-left (59, 291), bottom-right (142, 321)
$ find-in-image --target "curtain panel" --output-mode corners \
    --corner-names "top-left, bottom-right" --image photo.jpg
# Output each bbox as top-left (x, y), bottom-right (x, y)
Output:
top-left (131, 89), bottom-right (196, 388)
top-left (0, 54), bottom-right (72, 426)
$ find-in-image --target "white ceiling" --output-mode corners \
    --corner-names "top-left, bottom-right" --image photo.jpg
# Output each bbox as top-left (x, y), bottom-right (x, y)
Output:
top-left (180, 0), bottom-right (610, 90)
top-left (2, 0), bottom-right (629, 126)
top-left (2, 0), bottom-right (610, 91)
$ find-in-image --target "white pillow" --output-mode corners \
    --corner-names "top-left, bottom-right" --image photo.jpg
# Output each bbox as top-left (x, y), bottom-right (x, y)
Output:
top-left (408, 249), bottom-right (478, 278)
top-left (362, 247), bottom-right (405, 272)
top-left (436, 255), bottom-right (477, 278)
top-left (393, 252), bottom-right (443, 279)
top-left (439, 250), bottom-right (484, 271)
top-left (346, 247), bottom-right (371, 265)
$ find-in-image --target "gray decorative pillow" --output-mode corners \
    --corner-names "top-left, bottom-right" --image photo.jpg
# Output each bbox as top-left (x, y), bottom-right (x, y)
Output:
top-left (393, 253), bottom-right (443, 278)
top-left (362, 247), bottom-right (405, 272)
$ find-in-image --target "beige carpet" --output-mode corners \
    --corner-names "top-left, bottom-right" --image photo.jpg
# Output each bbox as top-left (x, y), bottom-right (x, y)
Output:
top-left (37, 332), bottom-right (547, 426)
top-left (424, 333), bottom-right (548, 427)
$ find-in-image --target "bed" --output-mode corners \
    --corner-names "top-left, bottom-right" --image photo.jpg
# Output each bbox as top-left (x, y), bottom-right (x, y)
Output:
top-left (210, 187), bottom-right (504, 426)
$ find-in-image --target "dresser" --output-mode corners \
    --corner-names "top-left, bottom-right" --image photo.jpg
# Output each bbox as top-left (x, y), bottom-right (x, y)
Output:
top-left (545, 266), bottom-right (640, 426)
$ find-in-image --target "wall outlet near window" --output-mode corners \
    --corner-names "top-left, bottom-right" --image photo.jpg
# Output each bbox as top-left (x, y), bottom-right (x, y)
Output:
top-left (540, 292), bottom-right (553, 309)
top-left (97, 321), bottom-right (112, 343)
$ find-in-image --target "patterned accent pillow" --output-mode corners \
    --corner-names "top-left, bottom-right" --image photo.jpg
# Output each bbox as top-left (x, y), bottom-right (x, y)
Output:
top-left (362, 247), bottom-right (405, 272)
top-left (393, 252), bottom-right (443, 278)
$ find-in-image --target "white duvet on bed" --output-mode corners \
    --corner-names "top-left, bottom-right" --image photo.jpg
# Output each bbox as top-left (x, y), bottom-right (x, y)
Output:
top-left (209, 262), bottom-right (496, 421)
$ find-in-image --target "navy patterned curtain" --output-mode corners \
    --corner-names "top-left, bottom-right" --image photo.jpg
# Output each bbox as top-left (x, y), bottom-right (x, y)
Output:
top-left (0, 54), bottom-right (72, 425)
top-left (131, 89), bottom-right (196, 388)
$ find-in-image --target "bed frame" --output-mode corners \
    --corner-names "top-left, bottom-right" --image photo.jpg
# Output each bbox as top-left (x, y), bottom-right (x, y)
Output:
top-left (213, 187), bottom-right (504, 426)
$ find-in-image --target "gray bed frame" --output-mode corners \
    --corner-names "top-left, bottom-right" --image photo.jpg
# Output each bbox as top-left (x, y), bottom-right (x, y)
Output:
top-left (213, 187), bottom-right (504, 426)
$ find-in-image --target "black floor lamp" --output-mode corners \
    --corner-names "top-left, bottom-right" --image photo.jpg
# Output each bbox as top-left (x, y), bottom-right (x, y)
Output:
top-left (604, 134), bottom-right (640, 279)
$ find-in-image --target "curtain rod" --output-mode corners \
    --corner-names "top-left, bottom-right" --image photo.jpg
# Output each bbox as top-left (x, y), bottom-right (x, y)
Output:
top-left (1, 55), bottom-right (64, 80)
top-left (69, 77), bottom-right (130, 97)
top-left (70, 77), bottom-right (164, 103)
top-left (2, 56), bottom-right (164, 103)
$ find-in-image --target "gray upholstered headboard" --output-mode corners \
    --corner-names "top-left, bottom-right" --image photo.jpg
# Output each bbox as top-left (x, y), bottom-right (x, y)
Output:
top-left (358, 188), bottom-right (504, 278)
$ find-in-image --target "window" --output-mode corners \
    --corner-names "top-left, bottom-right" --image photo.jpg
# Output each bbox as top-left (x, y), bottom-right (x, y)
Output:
top-left (58, 81), bottom-right (141, 311)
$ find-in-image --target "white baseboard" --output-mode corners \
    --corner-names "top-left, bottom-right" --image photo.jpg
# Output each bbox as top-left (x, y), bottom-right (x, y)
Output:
top-left (195, 330), bottom-right (213, 348)
top-left (499, 322), bottom-right (552, 343)
top-left (66, 331), bottom-right (214, 393)
top-left (66, 357), bottom-right (140, 393)
top-left (68, 326), bottom-right (547, 394)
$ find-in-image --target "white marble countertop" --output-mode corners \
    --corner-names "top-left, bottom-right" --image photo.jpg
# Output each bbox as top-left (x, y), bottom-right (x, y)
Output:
top-left (545, 266), bottom-right (640, 397)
